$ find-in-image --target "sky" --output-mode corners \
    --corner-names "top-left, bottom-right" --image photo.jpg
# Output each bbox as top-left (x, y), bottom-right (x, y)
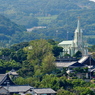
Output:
top-left (89, 0), bottom-right (95, 2)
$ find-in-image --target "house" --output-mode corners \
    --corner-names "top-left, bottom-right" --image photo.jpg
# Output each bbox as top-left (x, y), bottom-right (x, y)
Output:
top-left (0, 74), bottom-right (33, 95)
top-left (0, 74), bottom-right (15, 86)
top-left (4, 85), bottom-right (33, 95)
top-left (0, 74), bottom-right (56, 95)
top-left (55, 55), bottom-right (95, 79)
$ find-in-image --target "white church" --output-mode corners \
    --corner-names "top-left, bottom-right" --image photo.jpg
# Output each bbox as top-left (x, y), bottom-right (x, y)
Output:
top-left (58, 19), bottom-right (88, 57)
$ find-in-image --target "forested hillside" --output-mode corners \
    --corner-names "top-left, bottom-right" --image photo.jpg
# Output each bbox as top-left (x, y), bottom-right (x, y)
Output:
top-left (0, 0), bottom-right (95, 46)
top-left (0, 39), bottom-right (95, 95)
top-left (0, 0), bottom-right (95, 27)
top-left (0, 14), bottom-right (26, 48)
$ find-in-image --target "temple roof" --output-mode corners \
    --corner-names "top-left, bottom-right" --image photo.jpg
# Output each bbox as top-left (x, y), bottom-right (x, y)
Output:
top-left (78, 56), bottom-right (95, 65)
top-left (0, 74), bottom-right (6, 83)
top-left (6, 69), bottom-right (18, 76)
top-left (69, 61), bottom-right (85, 67)
top-left (56, 56), bottom-right (95, 68)
top-left (0, 74), bottom-right (15, 86)
top-left (56, 62), bottom-right (75, 68)
top-left (33, 88), bottom-right (56, 94)
top-left (56, 61), bottom-right (86, 68)
top-left (4, 85), bottom-right (33, 93)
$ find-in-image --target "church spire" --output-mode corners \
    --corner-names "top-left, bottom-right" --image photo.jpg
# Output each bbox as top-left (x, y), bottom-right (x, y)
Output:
top-left (76, 17), bottom-right (80, 32)
top-left (74, 17), bottom-right (83, 47)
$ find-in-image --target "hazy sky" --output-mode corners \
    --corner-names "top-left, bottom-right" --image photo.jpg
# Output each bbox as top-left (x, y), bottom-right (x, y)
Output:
top-left (89, 0), bottom-right (95, 2)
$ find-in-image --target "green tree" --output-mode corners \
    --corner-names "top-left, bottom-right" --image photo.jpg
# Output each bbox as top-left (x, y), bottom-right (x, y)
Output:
top-left (92, 52), bottom-right (95, 59)
top-left (10, 42), bottom-right (29, 51)
top-left (1, 48), bottom-right (11, 56)
top-left (39, 74), bottom-right (60, 90)
top-left (10, 49), bottom-right (27, 63)
top-left (26, 39), bottom-right (53, 65)
top-left (73, 51), bottom-right (82, 58)
top-left (48, 39), bottom-right (63, 57)
top-left (14, 77), bottom-right (27, 85)
top-left (73, 87), bottom-right (95, 95)
top-left (42, 52), bottom-right (56, 74)
top-left (57, 89), bottom-right (75, 95)
top-left (64, 53), bottom-right (71, 57)
top-left (52, 46), bottom-right (63, 57)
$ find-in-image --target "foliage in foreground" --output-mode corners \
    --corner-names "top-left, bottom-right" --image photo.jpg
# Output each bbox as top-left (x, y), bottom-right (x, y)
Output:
top-left (0, 39), bottom-right (95, 94)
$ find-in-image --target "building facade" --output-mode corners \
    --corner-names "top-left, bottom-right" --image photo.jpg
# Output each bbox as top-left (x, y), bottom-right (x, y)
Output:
top-left (58, 19), bottom-right (88, 56)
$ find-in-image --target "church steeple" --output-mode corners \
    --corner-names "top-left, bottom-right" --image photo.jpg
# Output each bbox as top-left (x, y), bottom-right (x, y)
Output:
top-left (76, 17), bottom-right (80, 32)
top-left (58, 18), bottom-right (88, 57)
top-left (74, 18), bottom-right (83, 47)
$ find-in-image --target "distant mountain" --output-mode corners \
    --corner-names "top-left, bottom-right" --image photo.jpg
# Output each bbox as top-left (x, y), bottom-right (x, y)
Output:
top-left (0, 0), bottom-right (95, 27)
top-left (0, 14), bottom-right (26, 47)
top-left (0, 15), bottom-right (26, 35)
top-left (0, 0), bottom-right (95, 46)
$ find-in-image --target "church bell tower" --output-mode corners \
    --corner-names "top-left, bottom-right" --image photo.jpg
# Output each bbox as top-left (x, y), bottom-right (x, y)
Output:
top-left (74, 18), bottom-right (83, 47)
top-left (73, 18), bottom-right (88, 56)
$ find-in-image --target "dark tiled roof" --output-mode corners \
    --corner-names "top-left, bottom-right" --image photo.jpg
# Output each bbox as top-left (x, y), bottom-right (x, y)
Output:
top-left (69, 62), bottom-right (85, 67)
top-left (33, 88), bottom-right (56, 94)
top-left (56, 62), bottom-right (76, 67)
top-left (0, 74), bottom-right (15, 86)
top-left (0, 86), bottom-right (9, 94)
top-left (78, 56), bottom-right (95, 65)
top-left (0, 74), bottom-right (6, 83)
top-left (6, 69), bottom-right (18, 76)
top-left (4, 85), bottom-right (33, 93)
top-left (56, 61), bottom-right (85, 68)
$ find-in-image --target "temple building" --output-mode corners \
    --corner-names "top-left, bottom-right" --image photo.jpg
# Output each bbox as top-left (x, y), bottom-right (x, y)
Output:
top-left (58, 19), bottom-right (88, 56)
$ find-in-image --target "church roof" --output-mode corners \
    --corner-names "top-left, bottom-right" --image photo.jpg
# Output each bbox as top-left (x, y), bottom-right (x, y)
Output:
top-left (58, 40), bottom-right (73, 45)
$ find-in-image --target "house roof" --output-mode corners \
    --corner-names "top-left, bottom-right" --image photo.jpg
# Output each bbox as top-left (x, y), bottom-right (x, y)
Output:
top-left (56, 62), bottom-right (76, 68)
top-left (56, 55), bottom-right (95, 68)
top-left (78, 56), bottom-right (89, 63)
top-left (0, 74), bottom-right (15, 86)
top-left (69, 61), bottom-right (85, 67)
top-left (0, 74), bottom-right (6, 83)
top-left (78, 56), bottom-right (95, 65)
top-left (6, 69), bottom-right (18, 76)
top-left (58, 40), bottom-right (73, 45)
top-left (4, 85), bottom-right (33, 93)
top-left (56, 61), bottom-right (85, 68)
top-left (33, 88), bottom-right (56, 94)
top-left (0, 86), bottom-right (9, 94)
